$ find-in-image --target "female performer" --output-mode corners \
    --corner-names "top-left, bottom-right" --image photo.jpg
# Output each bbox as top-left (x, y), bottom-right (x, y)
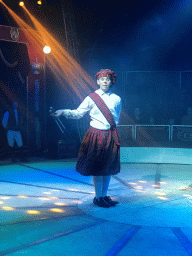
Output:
top-left (52, 69), bottom-right (122, 208)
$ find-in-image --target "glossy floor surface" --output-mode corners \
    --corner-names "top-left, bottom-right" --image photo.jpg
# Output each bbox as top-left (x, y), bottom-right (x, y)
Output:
top-left (0, 159), bottom-right (192, 255)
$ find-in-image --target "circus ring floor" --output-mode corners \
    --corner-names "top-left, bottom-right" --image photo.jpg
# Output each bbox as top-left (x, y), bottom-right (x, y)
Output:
top-left (0, 147), bottom-right (192, 256)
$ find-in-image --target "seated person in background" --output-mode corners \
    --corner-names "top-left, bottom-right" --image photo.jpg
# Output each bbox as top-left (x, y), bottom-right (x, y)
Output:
top-left (181, 107), bottom-right (192, 125)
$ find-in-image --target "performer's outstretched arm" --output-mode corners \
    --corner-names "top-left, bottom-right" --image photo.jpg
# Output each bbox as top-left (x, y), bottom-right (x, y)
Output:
top-left (51, 96), bottom-right (91, 119)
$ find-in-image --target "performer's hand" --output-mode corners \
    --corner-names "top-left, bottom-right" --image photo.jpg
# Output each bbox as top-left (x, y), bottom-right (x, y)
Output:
top-left (51, 109), bottom-right (71, 118)
top-left (51, 110), bottom-right (64, 117)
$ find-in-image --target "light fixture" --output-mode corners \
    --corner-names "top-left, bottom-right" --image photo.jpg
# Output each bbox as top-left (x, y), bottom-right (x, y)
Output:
top-left (43, 46), bottom-right (51, 54)
top-left (19, 1), bottom-right (24, 6)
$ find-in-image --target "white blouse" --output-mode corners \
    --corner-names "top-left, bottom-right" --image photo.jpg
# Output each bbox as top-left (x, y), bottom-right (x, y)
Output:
top-left (63, 89), bottom-right (122, 130)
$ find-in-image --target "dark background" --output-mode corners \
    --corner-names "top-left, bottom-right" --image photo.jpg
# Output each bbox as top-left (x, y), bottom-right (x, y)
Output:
top-left (1, 0), bottom-right (192, 71)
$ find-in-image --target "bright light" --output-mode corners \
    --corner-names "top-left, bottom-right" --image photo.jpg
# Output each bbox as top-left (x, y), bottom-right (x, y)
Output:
top-left (54, 202), bottom-right (68, 206)
top-left (27, 210), bottom-right (41, 215)
top-left (17, 195), bottom-right (28, 198)
top-left (155, 192), bottom-right (166, 196)
top-left (152, 184), bottom-right (160, 187)
top-left (37, 0), bottom-right (42, 5)
top-left (19, 2), bottom-right (24, 6)
top-left (157, 196), bottom-right (168, 200)
top-left (50, 208), bottom-right (65, 213)
top-left (1, 207), bottom-right (14, 211)
top-left (134, 186), bottom-right (143, 190)
top-left (43, 46), bottom-right (51, 54)
top-left (178, 186), bottom-right (189, 190)
top-left (0, 196), bottom-right (10, 200)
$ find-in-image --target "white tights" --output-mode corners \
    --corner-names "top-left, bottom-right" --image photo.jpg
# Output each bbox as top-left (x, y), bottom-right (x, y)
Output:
top-left (93, 175), bottom-right (111, 199)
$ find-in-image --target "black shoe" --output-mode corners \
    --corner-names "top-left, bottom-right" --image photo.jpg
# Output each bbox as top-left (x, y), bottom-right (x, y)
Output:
top-left (93, 197), bottom-right (111, 208)
top-left (103, 196), bottom-right (118, 206)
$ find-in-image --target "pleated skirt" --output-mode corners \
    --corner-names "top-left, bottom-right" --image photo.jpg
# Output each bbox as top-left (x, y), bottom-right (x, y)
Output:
top-left (76, 126), bottom-right (120, 176)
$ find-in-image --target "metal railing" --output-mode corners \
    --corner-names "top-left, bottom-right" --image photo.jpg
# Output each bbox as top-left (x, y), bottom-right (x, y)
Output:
top-left (118, 125), bottom-right (192, 142)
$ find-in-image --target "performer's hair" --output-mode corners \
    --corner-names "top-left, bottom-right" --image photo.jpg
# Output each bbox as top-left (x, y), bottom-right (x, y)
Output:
top-left (95, 69), bottom-right (116, 85)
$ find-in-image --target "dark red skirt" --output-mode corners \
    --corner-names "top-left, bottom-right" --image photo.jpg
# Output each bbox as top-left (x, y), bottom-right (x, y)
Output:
top-left (76, 126), bottom-right (120, 176)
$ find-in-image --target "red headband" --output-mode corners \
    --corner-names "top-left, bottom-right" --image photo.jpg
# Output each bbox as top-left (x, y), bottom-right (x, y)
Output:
top-left (95, 69), bottom-right (116, 84)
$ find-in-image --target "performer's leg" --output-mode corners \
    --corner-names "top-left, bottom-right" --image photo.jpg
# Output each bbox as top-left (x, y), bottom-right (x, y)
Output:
top-left (102, 175), bottom-right (119, 206)
top-left (93, 176), bottom-right (111, 208)
top-left (102, 175), bottom-right (111, 197)
top-left (93, 176), bottom-right (102, 198)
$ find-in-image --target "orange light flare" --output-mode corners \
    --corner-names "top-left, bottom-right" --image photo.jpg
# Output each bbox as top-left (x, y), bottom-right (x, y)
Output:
top-left (2, 2), bottom-right (96, 100)
top-left (23, 5), bottom-right (97, 99)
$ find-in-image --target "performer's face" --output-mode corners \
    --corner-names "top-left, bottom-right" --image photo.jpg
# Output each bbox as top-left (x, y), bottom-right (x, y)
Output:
top-left (97, 76), bottom-right (112, 93)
